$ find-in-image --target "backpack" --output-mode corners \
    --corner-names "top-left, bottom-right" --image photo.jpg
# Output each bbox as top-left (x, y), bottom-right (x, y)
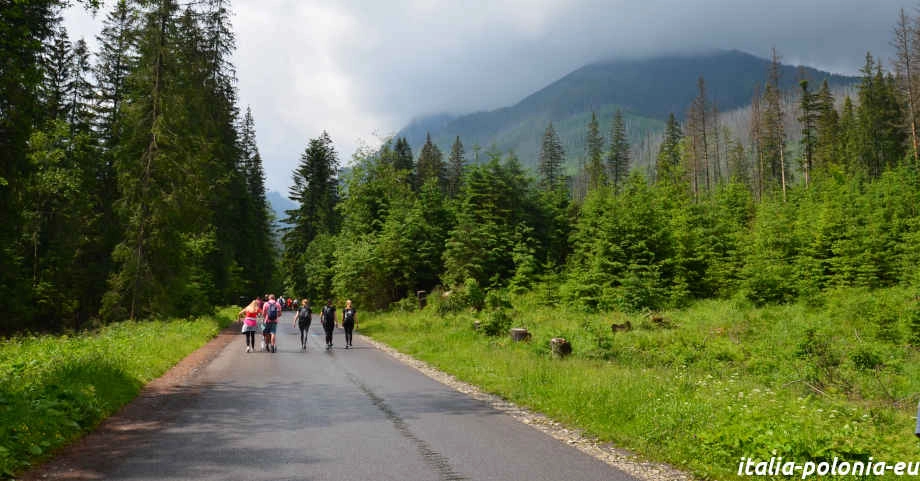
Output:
top-left (267, 301), bottom-right (280, 321)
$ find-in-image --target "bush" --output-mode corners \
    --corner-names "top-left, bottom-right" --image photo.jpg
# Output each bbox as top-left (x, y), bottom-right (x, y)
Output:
top-left (480, 309), bottom-right (512, 337)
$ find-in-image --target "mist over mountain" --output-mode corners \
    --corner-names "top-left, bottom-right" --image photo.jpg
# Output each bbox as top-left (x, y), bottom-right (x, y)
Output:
top-left (397, 49), bottom-right (858, 168)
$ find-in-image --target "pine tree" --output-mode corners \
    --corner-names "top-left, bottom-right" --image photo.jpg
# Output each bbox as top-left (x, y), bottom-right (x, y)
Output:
top-left (446, 135), bottom-right (465, 198)
top-left (656, 113), bottom-right (682, 184)
top-left (416, 132), bottom-right (445, 191)
top-left (538, 122), bottom-right (565, 191)
top-left (607, 109), bottom-right (630, 191)
top-left (585, 111), bottom-right (606, 193)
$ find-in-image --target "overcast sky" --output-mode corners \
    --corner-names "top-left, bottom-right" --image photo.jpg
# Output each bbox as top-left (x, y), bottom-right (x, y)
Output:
top-left (66, 0), bottom-right (905, 194)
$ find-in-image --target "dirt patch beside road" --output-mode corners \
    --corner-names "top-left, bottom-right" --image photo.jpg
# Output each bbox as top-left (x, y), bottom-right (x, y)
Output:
top-left (17, 325), bottom-right (241, 480)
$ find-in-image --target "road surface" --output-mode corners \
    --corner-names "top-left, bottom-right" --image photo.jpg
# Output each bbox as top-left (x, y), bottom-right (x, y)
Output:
top-left (90, 312), bottom-right (637, 481)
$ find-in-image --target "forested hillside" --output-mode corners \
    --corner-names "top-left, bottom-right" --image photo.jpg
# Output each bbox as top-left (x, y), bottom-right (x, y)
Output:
top-left (284, 18), bottom-right (920, 318)
top-left (0, 0), bottom-right (274, 333)
top-left (397, 50), bottom-right (858, 169)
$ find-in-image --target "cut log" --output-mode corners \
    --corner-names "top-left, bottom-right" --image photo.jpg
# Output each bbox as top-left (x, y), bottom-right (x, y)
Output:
top-left (510, 327), bottom-right (531, 342)
top-left (611, 320), bottom-right (632, 333)
top-left (473, 320), bottom-right (481, 331)
top-left (550, 338), bottom-right (572, 358)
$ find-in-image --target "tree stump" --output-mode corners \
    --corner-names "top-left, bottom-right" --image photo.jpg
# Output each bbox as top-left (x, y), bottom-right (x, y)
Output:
top-left (551, 338), bottom-right (572, 358)
top-left (611, 320), bottom-right (632, 333)
top-left (510, 328), bottom-right (531, 342)
top-left (473, 320), bottom-right (481, 331)
top-left (417, 290), bottom-right (427, 309)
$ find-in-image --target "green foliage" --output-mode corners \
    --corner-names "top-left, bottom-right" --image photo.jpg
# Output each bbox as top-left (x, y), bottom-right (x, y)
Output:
top-left (0, 308), bottom-right (236, 478)
top-left (480, 308), bottom-right (512, 337)
top-left (361, 287), bottom-right (920, 481)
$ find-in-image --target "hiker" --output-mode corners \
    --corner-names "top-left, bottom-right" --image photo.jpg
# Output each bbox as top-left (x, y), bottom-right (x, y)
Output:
top-left (321, 299), bottom-right (336, 349)
top-left (293, 298), bottom-right (312, 350)
top-left (238, 299), bottom-right (261, 353)
top-left (286, 297), bottom-right (293, 310)
top-left (262, 294), bottom-right (282, 353)
top-left (342, 299), bottom-right (357, 349)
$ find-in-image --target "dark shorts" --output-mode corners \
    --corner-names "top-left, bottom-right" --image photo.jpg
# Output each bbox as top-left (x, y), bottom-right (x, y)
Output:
top-left (263, 322), bottom-right (277, 334)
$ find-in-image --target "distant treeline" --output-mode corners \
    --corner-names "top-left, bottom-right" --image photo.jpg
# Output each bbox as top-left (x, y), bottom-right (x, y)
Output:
top-left (282, 9), bottom-right (920, 311)
top-left (0, 0), bottom-right (274, 333)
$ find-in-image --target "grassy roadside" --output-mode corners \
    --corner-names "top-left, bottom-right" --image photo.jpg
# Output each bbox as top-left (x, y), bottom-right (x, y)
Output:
top-left (0, 307), bottom-right (236, 478)
top-left (361, 287), bottom-right (920, 480)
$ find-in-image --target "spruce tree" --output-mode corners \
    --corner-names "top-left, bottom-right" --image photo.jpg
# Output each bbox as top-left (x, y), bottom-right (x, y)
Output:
top-left (283, 132), bottom-right (340, 293)
top-left (447, 135), bottom-right (465, 198)
top-left (607, 109), bottom-right (630, 191)
top-left (761, 47), bottom-right (787, 200)
top-left (416, 132), bottom-right (445, 191)
top-left (95, 0), bottom-right (139, 147)
top-left (237, 106), bottom-right (274, 291)
top-left (585, 111), bottom-right (606, 193)
top-left (538, 122), bottom-right (565, 191)
top-left (41, 25), bottom-right (72, 122)
top-left (798, 80), bottom-right (818, 187)
top-left (656, 113), bottom-right (682, 184)
top-left (814, 79), bottom-right (839, 172)
top-left (393, 137), bottom-right (415, 187)
top-left (855, 54), bottom-right (905, 177)
top-left (66, 39), bottom-right (95, 134)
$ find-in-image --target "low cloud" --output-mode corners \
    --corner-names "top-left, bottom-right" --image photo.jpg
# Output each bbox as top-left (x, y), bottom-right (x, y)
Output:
top-left (67, 0), bottom-right (903, 192)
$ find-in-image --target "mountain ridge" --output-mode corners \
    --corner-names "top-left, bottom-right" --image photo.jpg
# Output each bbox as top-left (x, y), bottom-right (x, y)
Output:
top-left (397, 49), bottom-right (858, 167)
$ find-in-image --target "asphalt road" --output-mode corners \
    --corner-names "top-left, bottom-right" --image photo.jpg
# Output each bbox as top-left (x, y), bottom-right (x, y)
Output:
top-left (96, 312), bottom-right (637, 481)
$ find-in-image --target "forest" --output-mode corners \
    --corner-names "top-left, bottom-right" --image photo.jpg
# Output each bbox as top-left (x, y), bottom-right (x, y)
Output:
top-left (0, 0), bottom-right (274, 333)
top-left (283, 34), bottom-right (920, 321)
top-left (4, 0), bottom-right (920, 336)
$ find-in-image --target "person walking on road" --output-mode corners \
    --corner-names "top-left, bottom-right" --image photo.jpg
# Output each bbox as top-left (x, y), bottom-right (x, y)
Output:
top-left (262, 294), bottom-right (282, 353)
top-left (293, 298), bottom-right (312, 350)
top-left (321, 299), bottom-right (336, 350)
top-left (238, 299), bottom-right (261, 353)
top-left (342, 299), bottom-right (357, 349)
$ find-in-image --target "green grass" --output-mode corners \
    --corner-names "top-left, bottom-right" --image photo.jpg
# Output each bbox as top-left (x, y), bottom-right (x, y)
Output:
top-left (0, 308), bottom-right (236, 478)
top-left (362, 287), bottom-right (920, 480)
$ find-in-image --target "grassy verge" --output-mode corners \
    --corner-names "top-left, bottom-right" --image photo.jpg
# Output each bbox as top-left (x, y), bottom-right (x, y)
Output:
top-left (361, 287), bottom-right (920, 480)
top-left (0, 307), bottom-right (236, 478)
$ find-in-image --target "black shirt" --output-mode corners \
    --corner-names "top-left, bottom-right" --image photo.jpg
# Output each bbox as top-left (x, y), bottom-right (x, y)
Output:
top-left (321, 305), bottom-right (336, 325)
top-left (343, 308), bottom-right (356, 324)
top-left (297, 306), bottom-right (312, 325)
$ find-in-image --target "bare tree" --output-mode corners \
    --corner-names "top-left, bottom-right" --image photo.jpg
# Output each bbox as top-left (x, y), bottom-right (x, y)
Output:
top-left (893, 8), bottom-right (920, 164)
